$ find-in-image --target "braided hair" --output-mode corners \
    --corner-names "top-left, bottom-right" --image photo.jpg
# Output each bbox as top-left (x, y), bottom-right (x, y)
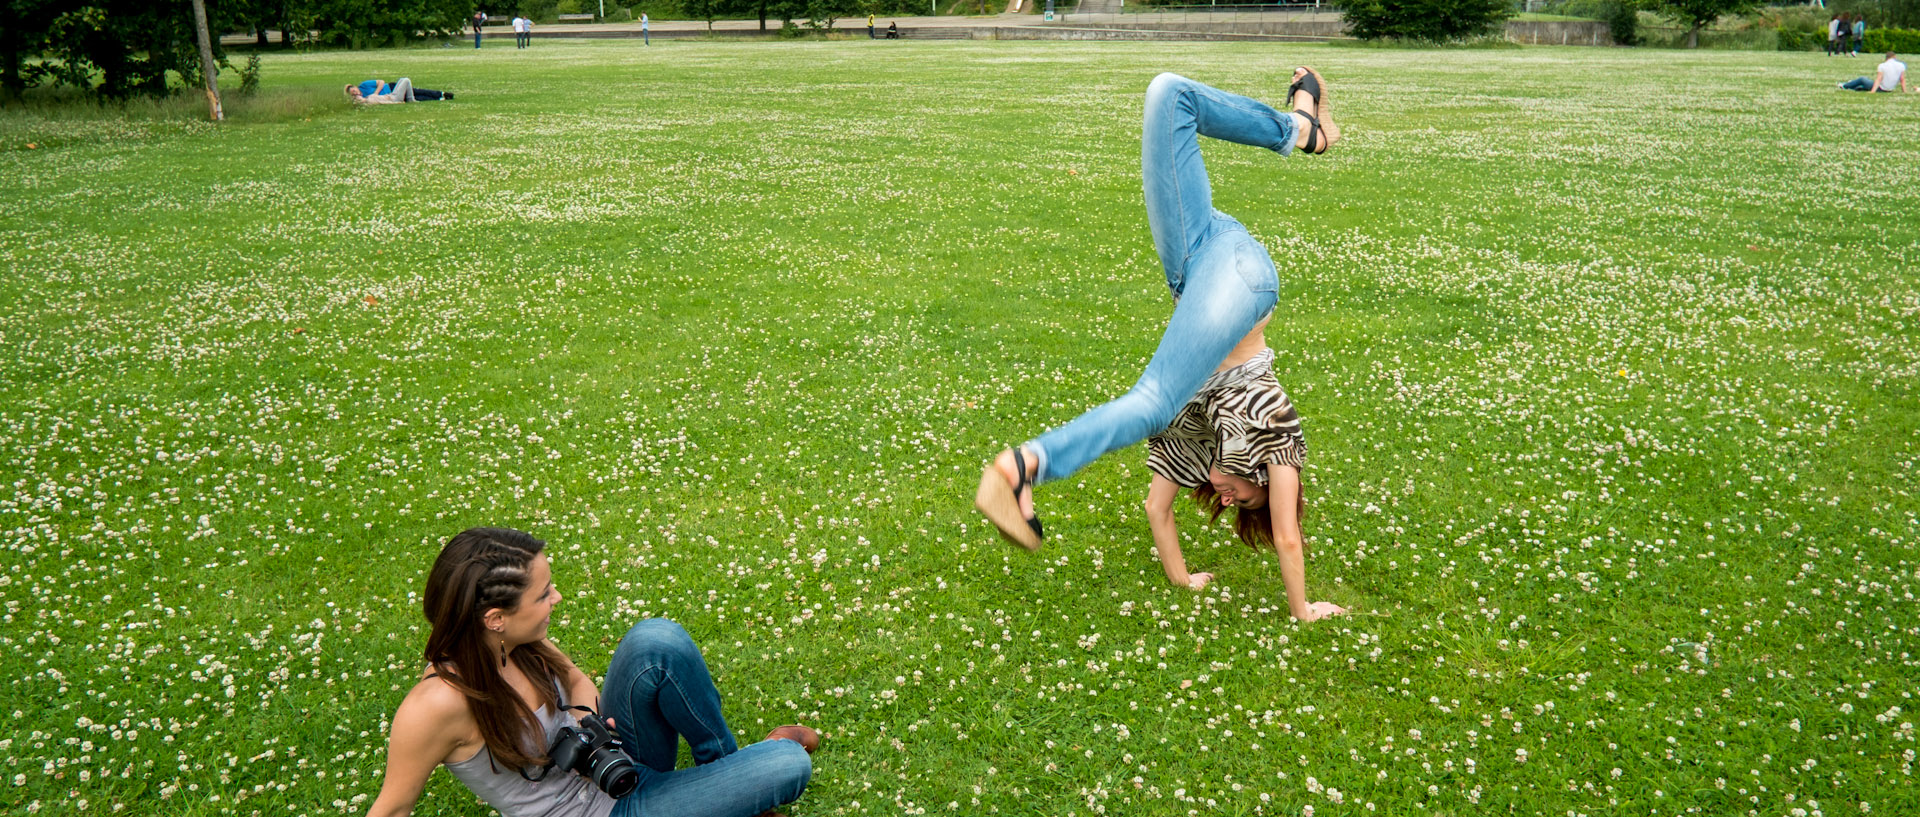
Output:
top-left (422, 527), bottom-right (568, 770)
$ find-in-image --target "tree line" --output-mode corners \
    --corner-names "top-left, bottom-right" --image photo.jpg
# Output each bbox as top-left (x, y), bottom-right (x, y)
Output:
top-left (2, 0), bottom-right (475, 101)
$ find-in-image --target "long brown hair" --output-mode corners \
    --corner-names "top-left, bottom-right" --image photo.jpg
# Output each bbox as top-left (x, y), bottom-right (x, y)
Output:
top-left (422, 527), bottom-right (568, 770)
top-left (1191, 476), bottom-right (1305, 550)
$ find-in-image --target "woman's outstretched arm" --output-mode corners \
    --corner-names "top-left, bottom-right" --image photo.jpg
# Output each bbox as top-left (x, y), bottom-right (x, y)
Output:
top-left (1268, 464), bottom-right (1344, 621)
top-left (1146, 474), bottom-right (1212, 589)
top-left (364, 681), bottom-right (467, 817)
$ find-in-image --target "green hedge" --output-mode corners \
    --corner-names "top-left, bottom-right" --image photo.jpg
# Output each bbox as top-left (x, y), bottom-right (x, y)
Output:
top-left (1777, 27), bottom-right (1822, 51)
top-left (1864, 28), bottom-right (1920, 53)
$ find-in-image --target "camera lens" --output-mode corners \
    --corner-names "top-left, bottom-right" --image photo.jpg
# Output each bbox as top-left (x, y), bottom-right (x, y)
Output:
top-left (591, 749), bottom-right (639, 799)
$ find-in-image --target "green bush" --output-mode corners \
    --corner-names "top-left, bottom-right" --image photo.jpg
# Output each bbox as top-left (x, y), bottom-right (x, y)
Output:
top-left (1606, 1), bottom-right (1639, 44)
top-left (1775, 26), bottom-right (1820, 50)
top-left (1535, 0), bottom-right (1614, 18)
top-left (1864, 28), bottom-right (1920, 52)
top-left (1334, 32), bottom-right (1521, 48)
top-left (237, 54), bottom-right (262, 97)
top-left (1343, 0), bottom-right (1513, 41)
top-left (1636, 24), bottom-right (1776, 48)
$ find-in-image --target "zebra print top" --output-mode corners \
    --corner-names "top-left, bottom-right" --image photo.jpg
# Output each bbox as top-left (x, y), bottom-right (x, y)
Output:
top-left (1146, 348), bottom-right (1305, 487)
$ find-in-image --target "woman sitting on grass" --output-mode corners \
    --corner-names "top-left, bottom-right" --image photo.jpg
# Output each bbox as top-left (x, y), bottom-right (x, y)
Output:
top-left (975, 69), bottom-right (1346, 622)
top-left (364, 527), bottom-right (817, 817)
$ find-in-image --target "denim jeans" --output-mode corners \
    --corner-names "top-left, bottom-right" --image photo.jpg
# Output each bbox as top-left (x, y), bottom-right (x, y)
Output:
top-left (603, 619), bottom-right (811, 817)
top-left (1027, 73), bottom-right (1290, 484)
top-left (1841, 77), bottom-right (1877, 91)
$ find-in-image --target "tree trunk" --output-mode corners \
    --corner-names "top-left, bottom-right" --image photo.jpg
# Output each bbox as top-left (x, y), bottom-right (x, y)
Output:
top-left (190, 0), bottom-right (224, 120)
top-left (2, 44), bottom-right (22, 103)
top-left (1686, 23), bottom-right (1700, 48)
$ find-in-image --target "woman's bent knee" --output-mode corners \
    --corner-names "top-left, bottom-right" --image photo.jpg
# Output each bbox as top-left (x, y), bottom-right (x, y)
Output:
top-left (617, 618), bottom-right (697, 660)
top-left (1148, 72), bottom-right (1189, 95)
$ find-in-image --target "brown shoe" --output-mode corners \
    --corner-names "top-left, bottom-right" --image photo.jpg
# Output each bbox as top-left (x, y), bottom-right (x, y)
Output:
top-left (763, 724), bottom-right (819, 754)
top-left (974, 447), bottom-right (1043, 551)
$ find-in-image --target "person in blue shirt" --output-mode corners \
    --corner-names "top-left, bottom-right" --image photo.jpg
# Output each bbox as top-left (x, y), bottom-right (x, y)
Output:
top-left (346, 78), bottom-right (454, 103)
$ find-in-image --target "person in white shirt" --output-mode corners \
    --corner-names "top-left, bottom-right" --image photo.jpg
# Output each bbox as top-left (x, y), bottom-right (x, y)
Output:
top-left (513, 16), bottom-right (531, 49)
top-left (641, 13), bottom-right (650, 46)
top-left (1841, 53), bottom-right (1909, 92)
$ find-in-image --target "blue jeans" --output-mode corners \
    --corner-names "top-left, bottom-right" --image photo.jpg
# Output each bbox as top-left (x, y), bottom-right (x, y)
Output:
top-left (1027, 73), bottom-right (1290, 484)
top-left (1841, 77), bottom-right (1878, 91)
top-left (603, 619), bottom-right (812, 817)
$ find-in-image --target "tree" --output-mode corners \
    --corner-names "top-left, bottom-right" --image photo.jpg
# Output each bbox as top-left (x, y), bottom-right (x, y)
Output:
top-left (304, 0), bottom-right (472, 48)
top-left (684, 0), bottom-right (719, 29)
top-left (37, 1), bottom-right (230, 99)
top-left (1, 1), bottom-right (64, 102)
top-left (804, 0), bottom-right (856, 31)
top-left (1342, 0), bottom-right (1512, 42)
top-left (1648, 0), bottom-right (1757, 47)
top-left (190, 0), bottom-right (223, 120)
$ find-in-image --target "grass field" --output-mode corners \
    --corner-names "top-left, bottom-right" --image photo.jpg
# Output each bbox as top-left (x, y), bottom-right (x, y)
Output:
top-left (3, 39), bottom-right (1918, 817)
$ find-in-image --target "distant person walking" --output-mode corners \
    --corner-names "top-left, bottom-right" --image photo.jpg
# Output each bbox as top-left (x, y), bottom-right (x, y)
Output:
top-left (516, 16), bottom-right (533, 48)
top-left (1852, 15), bottom-right (1866, 57)
top-left (642, 12), bottom-right (650, 45)
top-left (1828, 14), bottom-right (1842, 56)
top-left (1841, 52), bottom-right (1908, 92)
top-left (867, 13), bottom-right (876, 38)
top-left (472, 11), bottom-right (486, 48)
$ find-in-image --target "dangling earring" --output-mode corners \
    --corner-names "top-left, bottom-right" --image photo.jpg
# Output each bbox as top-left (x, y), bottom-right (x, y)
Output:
top-left (498, 637), bottom-right (508, 667)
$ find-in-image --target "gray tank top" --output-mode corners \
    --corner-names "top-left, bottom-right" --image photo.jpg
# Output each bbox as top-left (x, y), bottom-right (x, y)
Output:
top-left (439, 676), bottom-right (617, 817)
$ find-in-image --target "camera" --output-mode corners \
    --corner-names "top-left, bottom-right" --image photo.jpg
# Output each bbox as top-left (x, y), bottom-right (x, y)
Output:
top-left (546, 707), bottom-right (639, 798)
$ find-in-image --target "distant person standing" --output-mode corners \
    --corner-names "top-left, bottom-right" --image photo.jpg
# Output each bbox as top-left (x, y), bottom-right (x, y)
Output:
top-left (1841, 52), bottom-right (1908, 92)
top-left (472, 11), bottom-right (486, 48)
top-left (1852, 15), bottom-right (1866, 57)
top-left (642, 12), bottom-right (650, 46)
top-left (867, 13), bottom-right (876, 38)
top-left (511, 16), bottom-right (524, 48)
top-left (1828, 14), bottom-right (1842, 56)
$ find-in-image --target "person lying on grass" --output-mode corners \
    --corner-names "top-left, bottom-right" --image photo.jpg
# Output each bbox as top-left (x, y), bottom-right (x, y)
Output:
top-left (363, 527), bottom-right (818, 817)
top-left (975, 69), bottom-right (1346, 622)
top-left (345, 78), bottom-right (453, 104)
